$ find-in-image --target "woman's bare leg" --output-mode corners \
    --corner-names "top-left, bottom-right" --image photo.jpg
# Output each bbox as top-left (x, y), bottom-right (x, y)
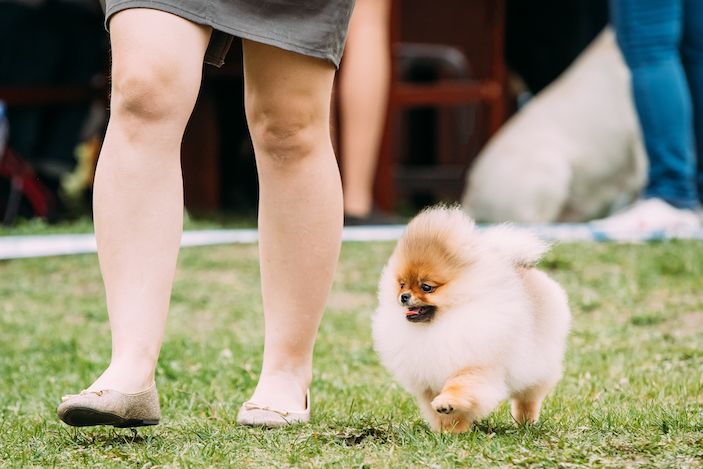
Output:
top-left (87, 9), bottom-right (211, 393)
top-left (242, 40), bottom-right (343, 410)
top-left (340, 0), bottom-right (391, 218)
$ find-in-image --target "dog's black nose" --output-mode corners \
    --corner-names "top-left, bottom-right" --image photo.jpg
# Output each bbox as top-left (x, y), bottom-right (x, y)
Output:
top-left (400, 293), bottom-right (411, 304)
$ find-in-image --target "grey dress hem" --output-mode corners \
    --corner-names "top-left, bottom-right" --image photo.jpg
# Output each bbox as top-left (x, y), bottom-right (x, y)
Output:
top-left (104, 0), bottom-right (353, 68)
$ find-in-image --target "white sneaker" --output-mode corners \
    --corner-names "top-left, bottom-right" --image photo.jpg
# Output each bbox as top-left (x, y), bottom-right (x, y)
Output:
top-left (591, 198), bottom-right (701, 238)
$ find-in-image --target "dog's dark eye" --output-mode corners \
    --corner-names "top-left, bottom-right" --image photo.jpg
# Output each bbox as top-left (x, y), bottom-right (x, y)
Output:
top-left (421, 283), bottom-right (435, 293)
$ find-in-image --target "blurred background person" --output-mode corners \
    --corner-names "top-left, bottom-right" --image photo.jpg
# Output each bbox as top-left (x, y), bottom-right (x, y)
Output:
top-left (339, 0), bottom-right (613, 223)
top-left (595, 0), bottom-right (703, 231)
top-left (339, 0), bottom-right (394, 225)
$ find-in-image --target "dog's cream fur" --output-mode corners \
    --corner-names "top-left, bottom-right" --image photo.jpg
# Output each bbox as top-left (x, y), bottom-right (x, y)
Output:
top-left (462, 28), bottom-right (646, 223)
top-left (372, 206), bottom-right (571, 432)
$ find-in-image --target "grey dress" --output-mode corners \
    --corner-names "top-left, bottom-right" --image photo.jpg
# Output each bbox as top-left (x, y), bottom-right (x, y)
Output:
top-left (103, 0), bottom-right (356, 67)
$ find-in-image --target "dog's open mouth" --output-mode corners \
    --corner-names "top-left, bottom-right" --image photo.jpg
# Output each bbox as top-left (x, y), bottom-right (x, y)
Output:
top-left (405, 305), bottom-right (436, 323)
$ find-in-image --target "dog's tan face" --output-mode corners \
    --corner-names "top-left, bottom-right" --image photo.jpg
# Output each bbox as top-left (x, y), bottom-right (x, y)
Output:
top-left (396, 260), bottom-right (445, 323)
top-left (394, 234), bottom-right (468, 323)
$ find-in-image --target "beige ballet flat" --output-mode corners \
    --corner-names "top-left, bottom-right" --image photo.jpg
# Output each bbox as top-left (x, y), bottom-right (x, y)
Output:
top-left (57, 383), bottom-right (160, 428)
top-left (236, 389), bottom-right (310, 427)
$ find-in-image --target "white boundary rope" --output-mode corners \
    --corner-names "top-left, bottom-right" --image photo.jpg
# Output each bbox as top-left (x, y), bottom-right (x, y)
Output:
top-left (1, 224), bottom-right (702, 260)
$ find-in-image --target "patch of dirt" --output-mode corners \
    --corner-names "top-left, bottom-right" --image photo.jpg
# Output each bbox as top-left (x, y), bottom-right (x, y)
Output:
top-left (665, 311), bottom-right (703, 337)
top-left (680, 311), bottom-right (703, 332)
top-left (327, 290), bottom-right (375, 312)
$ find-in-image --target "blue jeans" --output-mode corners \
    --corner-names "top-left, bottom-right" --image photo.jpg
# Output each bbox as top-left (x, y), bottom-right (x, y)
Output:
top-left (611, 0), bottom-right (703, 209)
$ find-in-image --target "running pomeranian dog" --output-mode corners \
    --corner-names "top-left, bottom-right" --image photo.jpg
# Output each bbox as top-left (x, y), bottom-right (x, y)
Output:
top-left (372, 205), bottom-right (570, 433)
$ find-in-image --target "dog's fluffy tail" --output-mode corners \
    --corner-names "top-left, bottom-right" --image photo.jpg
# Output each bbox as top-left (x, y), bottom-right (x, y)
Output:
top-left (479, 224), bottom-right (550, 267)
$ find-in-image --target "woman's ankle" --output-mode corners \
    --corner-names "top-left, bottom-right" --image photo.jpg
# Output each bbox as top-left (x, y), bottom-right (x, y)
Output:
top-left (87, 360), bottom-right (156, 394)
top-left (248, 368), bottom-right (311, 410)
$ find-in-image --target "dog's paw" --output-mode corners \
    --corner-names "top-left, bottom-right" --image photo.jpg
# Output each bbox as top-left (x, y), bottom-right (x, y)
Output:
top-left (435, 404), bottom-right (454, 414)
top-left (431, 395), bottom-right (456, 414)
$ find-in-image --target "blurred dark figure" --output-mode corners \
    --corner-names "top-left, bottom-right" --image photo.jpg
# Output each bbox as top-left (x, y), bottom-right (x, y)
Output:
top-left (506, 0), bottom-right (609, 94)
top-left (0, 0), bottom-right (107, 184)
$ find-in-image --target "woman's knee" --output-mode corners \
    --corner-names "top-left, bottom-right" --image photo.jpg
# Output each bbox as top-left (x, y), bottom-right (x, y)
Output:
top-left (247, 100), bottom-right (328, 164)
top-left (110, 58), bottom-right (201, 127)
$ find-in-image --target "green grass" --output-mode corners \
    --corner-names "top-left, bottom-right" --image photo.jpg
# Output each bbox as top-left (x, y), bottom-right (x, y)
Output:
top-left (1, 239), bottom-right (702, 467)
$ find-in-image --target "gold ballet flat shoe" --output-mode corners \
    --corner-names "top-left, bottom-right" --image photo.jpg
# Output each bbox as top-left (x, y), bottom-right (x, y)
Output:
top-left (57, 383), bottom-right (160, 428)
top-left (236, 389), bottom-right (310, 427)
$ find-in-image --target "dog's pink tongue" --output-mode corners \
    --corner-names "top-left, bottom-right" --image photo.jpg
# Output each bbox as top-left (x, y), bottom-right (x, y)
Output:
top-left (406, 308), bottom-right (419, 317)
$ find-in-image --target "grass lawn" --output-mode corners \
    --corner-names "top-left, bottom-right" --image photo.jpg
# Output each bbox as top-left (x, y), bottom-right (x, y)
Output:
top-left (1, 238), bottom-right (702, 467)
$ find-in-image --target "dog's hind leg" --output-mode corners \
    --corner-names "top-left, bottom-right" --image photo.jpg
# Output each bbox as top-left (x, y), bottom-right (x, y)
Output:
top-left (510, 382), bottom-right (552, 424)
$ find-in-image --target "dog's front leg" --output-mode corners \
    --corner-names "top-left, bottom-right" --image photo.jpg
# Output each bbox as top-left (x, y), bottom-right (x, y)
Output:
top-left (430, 367), bottom-right (506, 433)
top-left (416, 389), bottom-right (444, 432)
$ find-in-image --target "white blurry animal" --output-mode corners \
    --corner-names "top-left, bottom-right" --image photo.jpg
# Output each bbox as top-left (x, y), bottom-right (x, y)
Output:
top-left (372, 206), bottom-right (571, 432)
top-left (462, 28), bottom-right (646, 223)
